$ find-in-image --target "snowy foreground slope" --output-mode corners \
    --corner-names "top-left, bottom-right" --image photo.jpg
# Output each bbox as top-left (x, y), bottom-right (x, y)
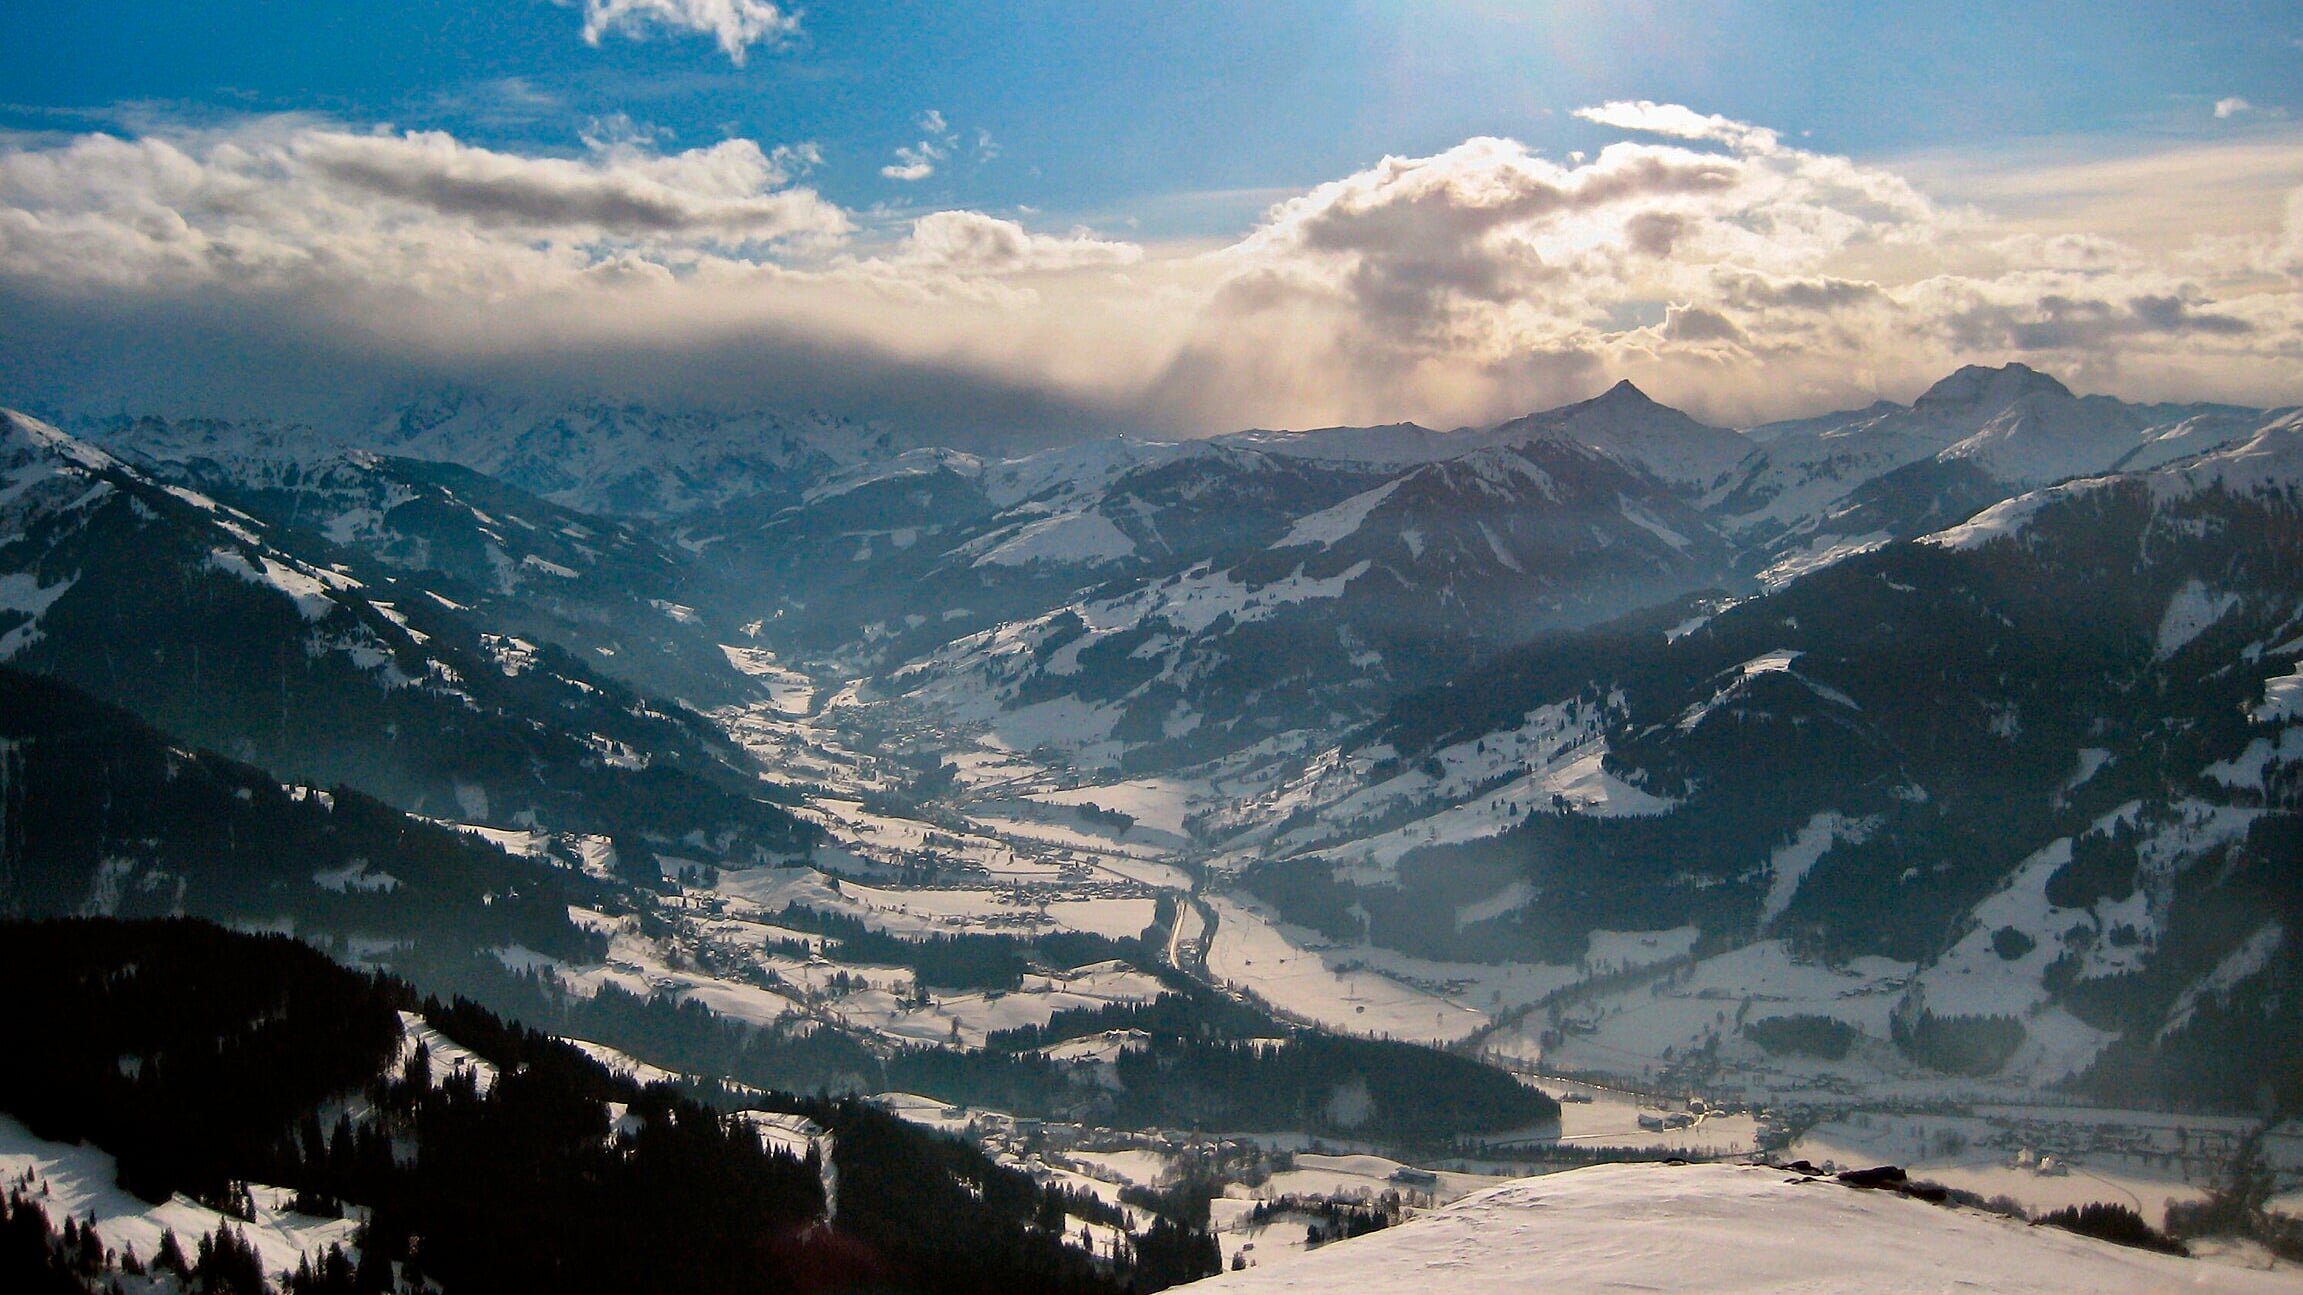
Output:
top-left (1188, 1162), bottom-right (2294, 1294)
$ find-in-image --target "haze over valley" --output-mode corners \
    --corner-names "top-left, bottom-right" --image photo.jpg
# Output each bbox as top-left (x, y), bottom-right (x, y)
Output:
top-left (5, 3), bottom-right (2303, 1292)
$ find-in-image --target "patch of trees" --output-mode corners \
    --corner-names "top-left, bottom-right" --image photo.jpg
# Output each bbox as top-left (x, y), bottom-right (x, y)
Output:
top-left (763, 903), bottom-right (1182, 995)
top-left (2, 1189), bottom-right (108, 1295)
top-left (1101, 1032), bottom-right (1559, 1142)
top-left (2164, 1138), bottom-right (2303, 1263)
top-left (1741, 1014), bottom-right (1859, 1061)
top-left (1990, 926), bottom-right (2036, 960)
top-left (985, 990), bottom-right (1275, 1052)
top-left (1073, 803), bottom-right (1137, 834)
top-left (2045, 821), bottom-right (2143, 909)
top-left (977, 990), bottom-right (1560, 1142)
top-left (0, 919), bottom-right (407, 1206)
top-left (2035, 1203), bottom-right (2187, 1256)
top-left (1891, 1010), bottom-right (2026, 1077)
top-left (1247, 1193), bottom-right (1404, 1248)
top-left (2, 1193), bottom-right (289, 1295)
top-left (1128, 1216), bottom-right (1223, 1289)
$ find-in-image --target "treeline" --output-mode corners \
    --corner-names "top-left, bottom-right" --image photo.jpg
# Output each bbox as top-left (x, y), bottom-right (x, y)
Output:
top-left (1891, 1009), bottom-right (2027, 1077)
top-left (2036, 1203), bottom-right (2187, 1256)
top-left (763, 903), bottom-right (1175, 993)
top-left (1246, 1192), bottom-right (1405, 1249)
top-left (1101, 1031), bottom-right (1558, 1141)
top-left (429, 937), bottom-right (1559, 1147)
top-left (1742, 1014), bottom-right (1859, 1061)
top-left (0, 918), bottom-right (1216, 1295)
top-left (1, 1191), bottom-right (285, 1295)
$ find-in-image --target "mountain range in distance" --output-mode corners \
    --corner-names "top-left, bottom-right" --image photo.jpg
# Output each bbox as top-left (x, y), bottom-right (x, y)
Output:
top-left (4, 360), bottom-right (2301, 1292)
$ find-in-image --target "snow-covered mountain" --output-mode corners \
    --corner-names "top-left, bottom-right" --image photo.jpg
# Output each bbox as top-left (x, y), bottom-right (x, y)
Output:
top-left (0, 409), bottom-right (813, 860)
top-left (1216, 407), bottom-right (2303, 1107)
top-left (1488, 379), bottom-right (1756, 491)
top-left (767, 434), bottom-right (1741, 770)
top-left (0, 665), bottom-right (612, 954)
top-left (85, 393), bottom-right (912, 519)
top-left (10, 360), bottom-right (2303, 1293)
top-left (1217, 382), bottom-right (1754, 492)
top-left (1713, 363), bottom-right (2269, 586)
top-left (101, 438), bottom-right (763, 707)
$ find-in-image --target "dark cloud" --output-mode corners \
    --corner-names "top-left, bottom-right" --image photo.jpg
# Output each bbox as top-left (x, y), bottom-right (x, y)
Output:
top-left (0, 280), bottom-right (1135, 451)
top-left (1624, 210), bottom-right (1689, 257)
top-left (1659, 303), bottom-right (1750, 346)
top-left (1714, 269), bottom-right (1887, 313)
top-left (299, 132), bottom-right (840, 238)
top-left (1951, 291), bottom-right (2256, 352)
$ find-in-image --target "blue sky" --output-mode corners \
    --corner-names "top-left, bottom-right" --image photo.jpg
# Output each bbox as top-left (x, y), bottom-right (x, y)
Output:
top-left (1, 2), bottom-right (2300, 435)
top-left (9, 1), bottom-right (2297, 235)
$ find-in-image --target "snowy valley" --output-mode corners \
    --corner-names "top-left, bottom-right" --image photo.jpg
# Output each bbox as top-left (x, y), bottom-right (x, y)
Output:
top-left (5, 362), bottom-right (2302, 1291)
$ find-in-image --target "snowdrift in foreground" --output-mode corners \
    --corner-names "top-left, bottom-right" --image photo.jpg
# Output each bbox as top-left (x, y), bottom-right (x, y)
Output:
top-left (1187, 1161), bottom-right (2292, 1294)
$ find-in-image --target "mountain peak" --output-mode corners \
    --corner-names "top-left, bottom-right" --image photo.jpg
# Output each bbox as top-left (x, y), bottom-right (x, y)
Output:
top-left (2, 407), bottom-right (117, 474)
top-left (1507, 379), bottom-right (1693, 431)
top-left (1490, 382), bottom-right (1752, 489)
top-left (1591, 378), bottom-right (1661, 409)
top-left (1914, 362), bottom-right (2073, 414)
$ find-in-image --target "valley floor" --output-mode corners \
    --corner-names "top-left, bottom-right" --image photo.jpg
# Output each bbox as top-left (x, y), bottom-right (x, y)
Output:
top-left (474, 680), bottom-right (2302, 1245)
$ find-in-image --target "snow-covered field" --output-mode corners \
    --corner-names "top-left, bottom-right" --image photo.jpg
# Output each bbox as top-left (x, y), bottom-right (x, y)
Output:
top-left (0, 1113), bottom-right (362, 1281)
top-left (719, 644), bottom-right (817, 715)
top-left (1027, 777), bottom-right (1200, 838)
top-left (1202, 895), bottom-right (1487, 1046)
top-left (1188, 1161), bottom-right (2302, 1293)
top-left (1785, 1104), bottom-right (2271, 1222)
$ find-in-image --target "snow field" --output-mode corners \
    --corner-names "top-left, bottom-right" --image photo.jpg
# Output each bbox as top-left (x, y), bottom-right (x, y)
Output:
top-left (1787, 1114), bottom-right (2225, 1221)
top-left (0, 1114), bottom-right (364, 1285)
top-left (561, 1037), bottom-right (691, 1089)
top-left (1026, 776), bottom-right (1201, 838)
top-left (718, 644), bottom-right (817, 714)
top-left (966, 509), bottom-right (1136, 568)
top-left (829, 963), bottom-right (1167, 1049)
top-left (1481, 939), bottom-right (1912, 1091)
top-left (1202, 895), bottom-right (1488, 1046)
top-left (398, 1010), bottom-right (498, 1095)
top-left (1755, 530), bottom-right (1893, 591)
top-left (1184, 1160), bottom-right (2302, 1294)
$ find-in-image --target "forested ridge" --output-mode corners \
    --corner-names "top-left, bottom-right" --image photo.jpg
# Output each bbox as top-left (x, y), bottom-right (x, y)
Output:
top-left (0, 918), bottom-right (1218, 1295)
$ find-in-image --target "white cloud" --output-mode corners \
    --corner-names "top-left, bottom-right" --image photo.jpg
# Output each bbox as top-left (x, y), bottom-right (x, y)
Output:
top-left (1139, 108), bottom-right (2303, 428)
top-left (0, 103), bottom-right (2298, 435)
top-left (1574, 100), bottom-right (1781, 154)
top-left (0, 122), bottom-right (849, 295)
top-left (881, 143), bottom-right (942, 182)
top-left (572, 0), bottom-right (800, 67)
top-left (883, 109), bottom-right (960, 183)
top-left (895, 211), bottom-right (1140, 274)
top-left (2215, 97), bottom-right (2253, 119)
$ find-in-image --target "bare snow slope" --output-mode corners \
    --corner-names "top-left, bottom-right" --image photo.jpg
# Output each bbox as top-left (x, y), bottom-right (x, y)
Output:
top-left (1187, 1161), bottom-right (2293, 1294)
